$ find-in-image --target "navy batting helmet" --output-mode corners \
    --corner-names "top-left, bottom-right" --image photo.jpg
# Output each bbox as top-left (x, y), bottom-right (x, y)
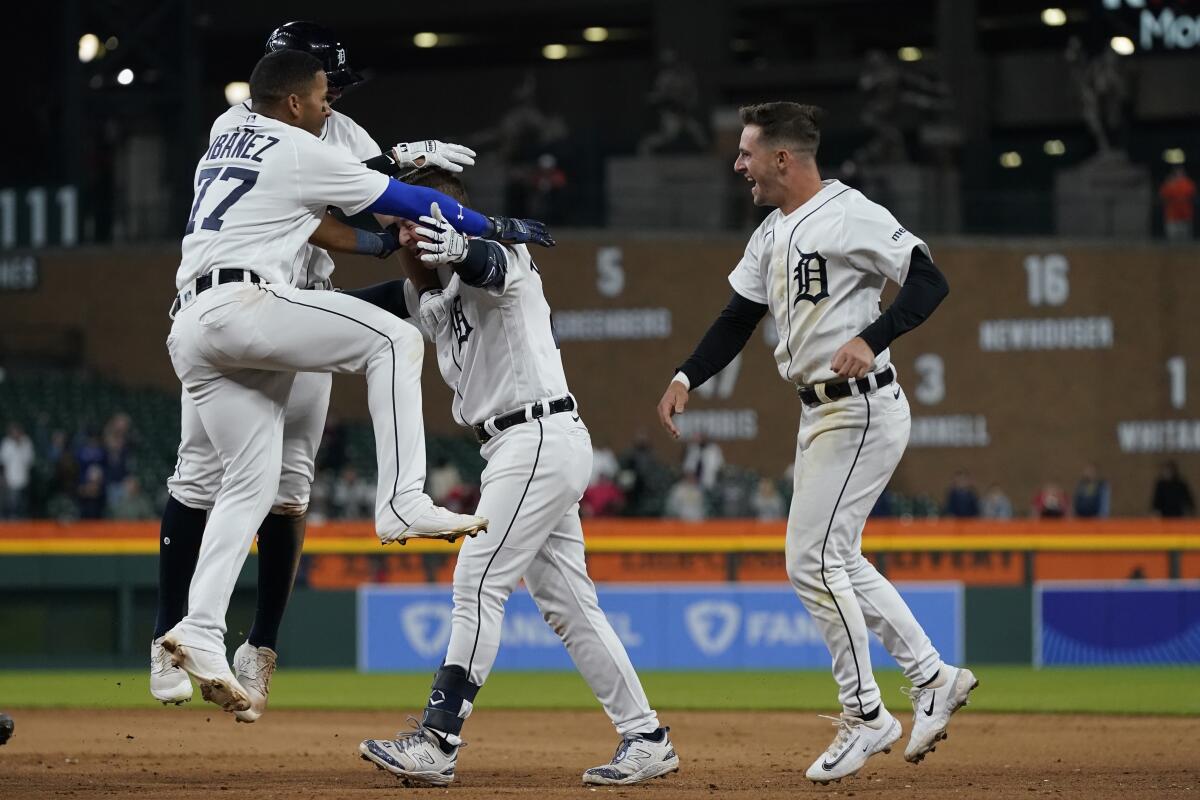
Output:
top-left (266, 21), bottom-right (364, 90)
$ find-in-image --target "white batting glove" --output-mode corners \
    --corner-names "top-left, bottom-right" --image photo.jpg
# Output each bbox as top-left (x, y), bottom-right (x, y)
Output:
top-left (418, 289), bottom-right (450, 334)
top-left (393, 140), bottom-right (477, 173)
top-left (415, 202), bottom-right (470, 265)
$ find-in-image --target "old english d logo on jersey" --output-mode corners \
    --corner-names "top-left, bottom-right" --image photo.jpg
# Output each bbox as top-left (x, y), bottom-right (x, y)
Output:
top-left (450, 296), bottom-right (473, 347)
top-left (793, 249), bottom-right (829, 305)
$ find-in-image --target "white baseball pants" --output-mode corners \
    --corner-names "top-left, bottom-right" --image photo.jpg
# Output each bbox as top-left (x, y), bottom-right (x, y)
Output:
top-left (786, 383), bottom-right (942, 716)
top-left (166, 282), bottom-right (432, 654)
top-left (445, 413), bottom-right (661, 736)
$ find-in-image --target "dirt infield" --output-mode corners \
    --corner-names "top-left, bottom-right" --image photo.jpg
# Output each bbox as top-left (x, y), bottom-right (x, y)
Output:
top-left (0, 708), bottom-right (1196, 799)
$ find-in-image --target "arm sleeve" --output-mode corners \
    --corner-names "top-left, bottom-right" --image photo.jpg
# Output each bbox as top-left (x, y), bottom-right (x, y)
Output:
top-left (340, 280), bottom-right (411, 319)
top-left (676, 291), bottom-right (769, 389)
top-left (455, 240), bottom-right (509, 291)
top-left (857, 246), bottom-right (949, 355)
top-left (364, 180), bottom-right (491, 236)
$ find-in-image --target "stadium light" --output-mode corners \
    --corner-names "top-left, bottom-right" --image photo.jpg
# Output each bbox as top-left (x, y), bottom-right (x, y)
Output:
top-left (78, 34), bottom-right (100, 63)
top-left (898, 47), bottom-right (923, 62)
top-left (1043, 139), bottom-right (1066, 156)
top-left (999, 151), bottom-right (1023, 168)
top-left (105, 36), bottom-right (119, 50)
top-left (117, 68), bottom-right (134, 86)
top-left (413, 32), bottom-right (439, 48)
top-left (224, 81), bottom-right (250, 106)
top-left (1041, 8), bottom-right (1067, 27)
top-left (1110, 36), bottom-right (1135, 55)
top-left (583, 27), bottom-right (609, 42)
top-left (543, 43), bottom-right (568, 60)
top-left (1163, 148), bottom-right (1186, 164)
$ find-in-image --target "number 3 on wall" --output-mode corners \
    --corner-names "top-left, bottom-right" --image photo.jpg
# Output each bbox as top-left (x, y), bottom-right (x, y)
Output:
top-left (913, 353), bottom-right (945, 406)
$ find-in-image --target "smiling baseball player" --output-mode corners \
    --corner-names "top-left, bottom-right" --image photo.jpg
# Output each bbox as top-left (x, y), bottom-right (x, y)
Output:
top-left (356, 169), bottom-right (678, 788)
top-left (151, 21), bottom-right (480, 722)
top-left (160, 49), bottom-right (553, 714)
top-left (657, 102), bottom-right (975, 784)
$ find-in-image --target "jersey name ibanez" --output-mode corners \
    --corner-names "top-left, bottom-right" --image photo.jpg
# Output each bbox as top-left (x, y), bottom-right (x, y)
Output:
top-left (207, 104), bottom-right (384, 290)
top-left (176, 114), bottom-right (387, 292)
top-left (727, 179), bottom-right (929, 386)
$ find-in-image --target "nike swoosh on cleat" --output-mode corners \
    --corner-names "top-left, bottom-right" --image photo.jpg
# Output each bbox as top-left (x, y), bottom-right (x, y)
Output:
top-left (925, 691), bottom-right (936, 716)
top-left (820, 735), bottom-right (860, 770)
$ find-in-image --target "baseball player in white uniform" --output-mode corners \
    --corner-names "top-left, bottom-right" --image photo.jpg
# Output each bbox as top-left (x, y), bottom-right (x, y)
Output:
top-left (151, 21), bottom-right (479, 722)
top-left (657, 102), bottom-right (976, 784)
top-left (356, 169), bottom-right (678, 788)
top-left (160, 49), bottom-right (554, 714)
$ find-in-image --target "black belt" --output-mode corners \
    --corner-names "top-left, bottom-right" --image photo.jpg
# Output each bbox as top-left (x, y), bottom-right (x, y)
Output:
top-left (473, 395), bottom-right (576, 444)
top-left (171, 269), bottom-right (262, 317)
top-left (797, 365), bottom-right (896, 407)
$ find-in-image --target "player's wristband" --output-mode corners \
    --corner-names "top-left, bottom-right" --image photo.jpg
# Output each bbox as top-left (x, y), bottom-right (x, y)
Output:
top-left (353, 228), bottom-right (398, 259)
top-left (671, 371), bottom-right (691, 390)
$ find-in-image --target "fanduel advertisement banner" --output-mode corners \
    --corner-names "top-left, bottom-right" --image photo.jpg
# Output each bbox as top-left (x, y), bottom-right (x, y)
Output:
top-left (1036, 581), bottom-right (1200, 666)
top-left (358, 583), bottom-right (963, 672)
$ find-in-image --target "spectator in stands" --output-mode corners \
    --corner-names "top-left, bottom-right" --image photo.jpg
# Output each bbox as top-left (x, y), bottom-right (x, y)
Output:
top-left (683, 434), bottom-right (724, 490)
top-left (102, 412), bottom-right (133, 507)
top-left (869, 486), bottom-right (895, 518)
top-left (1033, 481), bottom-right (1069, 519)
top-left (331, 466), bottom-right (374, 519)
top-left (1159, 167), bottom-right (1196, 242)
top-left (1073, 462), bottom-right (1110, 518)
top-left (428, 456), bottom-right (465, 506)
top-left (751, 477), bottom-right (785, 521)
top-left (981, 484), bottom-right (1014, 520)
top-left (619, 431), bottom-right (664, 515)
top-left (944, 469), bottom-right (980, 518)
top-left (590, 441), bottom-right (620, 487)
top-left (664, 473), bottom-right (707, 522)
top-left (109, 475), bottom-right (155, 520)
top-left (76, 463), bottom-right (107, 519)
top-left (1152, 460), bottom-right (1195, 518)
top-left (529, 153), bottom-right (568, 224)
top-left (582, 473), bottom-right (625, 518)
top-left (0, 423), bottom-right (35, 519)
top-left (74, 431), bottom-right (105, 489)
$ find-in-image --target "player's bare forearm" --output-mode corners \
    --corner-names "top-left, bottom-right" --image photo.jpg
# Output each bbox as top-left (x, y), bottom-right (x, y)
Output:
top-left (656, 379), bottom-right (690, 440)
top-left (308, 213), bottom-right (400, 260)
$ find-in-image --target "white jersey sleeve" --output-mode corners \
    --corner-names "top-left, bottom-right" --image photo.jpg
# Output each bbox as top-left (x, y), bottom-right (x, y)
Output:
top-left (332, 112), bottom-right (384, 161)
top-left (294, 135), bottom-right (390, 217)
top-left (838, 193), bottom-right (929, 285)
top-left (727, 216), bottom-right (772, 304)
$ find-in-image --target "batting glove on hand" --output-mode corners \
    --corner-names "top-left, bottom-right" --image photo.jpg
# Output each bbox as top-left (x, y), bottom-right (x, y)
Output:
top-left (393, 140), bottom-right (477, 173)
top-left (484, 215), bottom-right (556, 248)
top-left (418, 288), bottom-right (450, 334)
top-left (414, 203), bottom-right (470, 265)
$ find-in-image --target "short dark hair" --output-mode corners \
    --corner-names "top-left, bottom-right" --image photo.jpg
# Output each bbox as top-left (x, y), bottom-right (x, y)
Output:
top-left (404, 167), bottom-right (471, 206)
top-left (249, 49), bottom-right (325, 107)
top-left (739, 102), bottom-right (823, 155)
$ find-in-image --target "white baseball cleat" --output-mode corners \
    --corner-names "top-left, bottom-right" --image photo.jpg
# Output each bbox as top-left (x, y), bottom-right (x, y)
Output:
top-left (160, 633), bottom-right (250, 713)
top-left (379, 505), bottom-right (488, 546)
top-left (582, 727), bottom-right (680, 785)
top-left (359, 718), bottom-right (463, 786)
top-left (805, 707), bottom-right (902, 785)
top-left (902, 664), bottom-right (978, 763)
top-left (232, 641), bottom-right (277, 723)
top-left (150, 636), bottom-right (193, 705)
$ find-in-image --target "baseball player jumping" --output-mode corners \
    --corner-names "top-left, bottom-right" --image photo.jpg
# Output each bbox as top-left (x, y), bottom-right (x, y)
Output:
top-left (356, 169), bottom-right (679, 788)
top-left (657, 102), bottom-right (975, 784)
top-left (161, 49), bottom-right (553, 714)
top-left (151, 22), bottom-right (481, 722)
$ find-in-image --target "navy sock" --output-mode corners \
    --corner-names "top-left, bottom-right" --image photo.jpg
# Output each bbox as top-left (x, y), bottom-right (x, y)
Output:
top-left (152, 496), bottom-right (207, 640)
top-left (421, 664), bottom-right (481, 738)
top-left (247, 512), bottom-right (307, 652)
top-left (860, 704), bottom-right (881, 722)
top-left (918, 669), bottom-right (940, 689)
top-left (638, 727), bottom-right (667, 742)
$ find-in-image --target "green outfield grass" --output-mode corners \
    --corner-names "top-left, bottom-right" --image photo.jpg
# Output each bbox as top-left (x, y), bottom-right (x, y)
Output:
top-left (1, 666), bottom-right (1197, 715)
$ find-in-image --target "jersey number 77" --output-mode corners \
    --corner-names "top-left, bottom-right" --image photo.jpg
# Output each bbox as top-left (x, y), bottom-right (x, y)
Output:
top-left (185, 167), bottom-right (259, 235)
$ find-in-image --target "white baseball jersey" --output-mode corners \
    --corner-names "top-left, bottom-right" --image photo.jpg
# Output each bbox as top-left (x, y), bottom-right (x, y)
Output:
top-left (410, 245), bottom-right (569, 426)
top-left (207, 103), bottom-right (384, 289)
top-left (176, 113), bottom-right (388, 291)
top-left (728, 179), bottom-right (929, 386)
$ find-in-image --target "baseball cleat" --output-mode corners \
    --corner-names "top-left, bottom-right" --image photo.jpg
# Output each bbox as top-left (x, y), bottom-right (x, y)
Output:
top-left (582, 726), bottom-right (679, 785)
top-left (380, 506), bottom-right (488, 546)
top-left (805, 707), bottom-right (902, 784)
top-left (150, 637), bottom-right (193, 705)
top-left (902, 664), bottom-right (978, 763)
top-left (232, 641), bottom-right (277, 723)
top-left (358, 717), bottom-right (463, 786)
top-left (160, 633), bottom-right (250, 713)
